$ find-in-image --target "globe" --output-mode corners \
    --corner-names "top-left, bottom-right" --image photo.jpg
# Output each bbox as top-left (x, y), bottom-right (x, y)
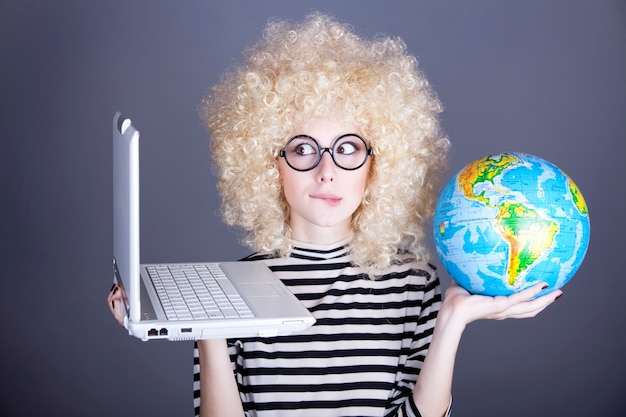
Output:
top-left (433, 152), bottom-right (590, 297)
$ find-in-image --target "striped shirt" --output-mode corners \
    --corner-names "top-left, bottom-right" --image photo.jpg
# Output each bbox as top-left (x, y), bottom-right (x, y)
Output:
top-left (193, 239), bottom-right (449, 417)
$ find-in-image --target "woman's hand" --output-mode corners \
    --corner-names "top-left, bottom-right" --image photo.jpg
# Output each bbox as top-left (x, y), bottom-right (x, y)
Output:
top-left (441, 280), bottom-right (562, 328)
top-left (107, 283), bottom-right (126, 327)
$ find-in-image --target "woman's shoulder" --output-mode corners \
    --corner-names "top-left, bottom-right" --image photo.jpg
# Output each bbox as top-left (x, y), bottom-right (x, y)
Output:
top-left (238, 251), bottom-right (281, 262)
top-left (377, 251), bottom-right (439, 282)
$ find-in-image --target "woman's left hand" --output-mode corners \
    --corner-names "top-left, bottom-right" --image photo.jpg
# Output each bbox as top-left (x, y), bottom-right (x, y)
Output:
top-left (442, 280), bottom-right (562, 327)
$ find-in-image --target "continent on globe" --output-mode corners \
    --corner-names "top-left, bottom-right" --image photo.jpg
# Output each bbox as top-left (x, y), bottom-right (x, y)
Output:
top-left (496, 201), bottom-right (559, 286)
top-left (433, 152), bottom-right (590, 297)
top-left (567, 178), bottom-right (588, 215)
top-left (458, 153), bottom-right (520, 206)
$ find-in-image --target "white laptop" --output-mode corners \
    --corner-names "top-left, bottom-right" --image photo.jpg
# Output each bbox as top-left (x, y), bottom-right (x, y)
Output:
top-left (112, 111), bottom-right (315, 341)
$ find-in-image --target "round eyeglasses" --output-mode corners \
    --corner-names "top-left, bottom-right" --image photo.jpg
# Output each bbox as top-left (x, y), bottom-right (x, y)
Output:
top-left (278, 134), bottom-right (373, 172)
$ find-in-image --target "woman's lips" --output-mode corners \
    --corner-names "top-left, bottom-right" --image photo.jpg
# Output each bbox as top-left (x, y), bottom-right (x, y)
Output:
top-left (310, 193), bottom-right (342, 205)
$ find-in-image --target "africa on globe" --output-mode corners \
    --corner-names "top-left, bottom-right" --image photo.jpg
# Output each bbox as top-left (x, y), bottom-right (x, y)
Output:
top-left (433, 152), bottom-right (590, 297)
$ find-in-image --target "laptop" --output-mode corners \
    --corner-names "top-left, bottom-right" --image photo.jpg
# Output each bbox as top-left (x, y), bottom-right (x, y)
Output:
top-left (112, 111), bottom-right (315, 341)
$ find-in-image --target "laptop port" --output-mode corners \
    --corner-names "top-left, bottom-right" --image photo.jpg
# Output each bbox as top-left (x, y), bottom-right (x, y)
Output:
top-left (159, 328), bottom-right (168, 336)
top-left (181, 328), bottom-right (192, 333)
top-left (148, 328), bottom-right (159, 337)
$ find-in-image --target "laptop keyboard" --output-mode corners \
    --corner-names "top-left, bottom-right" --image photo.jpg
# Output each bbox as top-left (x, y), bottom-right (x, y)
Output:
top-left (146, 264), bottom-right (255, 321)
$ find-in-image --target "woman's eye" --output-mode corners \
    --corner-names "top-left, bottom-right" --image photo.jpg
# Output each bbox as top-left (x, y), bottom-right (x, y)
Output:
top-left (336, 142), bottom-right (358, 155)
top-left (294, 143), bottom-right (316, 155)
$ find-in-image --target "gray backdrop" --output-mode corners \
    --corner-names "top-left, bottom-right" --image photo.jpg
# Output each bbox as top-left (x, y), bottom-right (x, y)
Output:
top-left (1, 1), bottom-right (624, 416)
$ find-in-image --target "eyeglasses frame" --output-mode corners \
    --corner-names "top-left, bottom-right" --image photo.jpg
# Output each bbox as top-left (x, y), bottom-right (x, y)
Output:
top-left (278, 133), bottom-right (373, 172)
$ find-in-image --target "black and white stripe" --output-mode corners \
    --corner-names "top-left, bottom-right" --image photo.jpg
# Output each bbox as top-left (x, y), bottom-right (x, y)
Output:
top-left (194, 240), bottom-right (445, 417)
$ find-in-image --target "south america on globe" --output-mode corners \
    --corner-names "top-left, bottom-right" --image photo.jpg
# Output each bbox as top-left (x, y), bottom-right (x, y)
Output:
top-left (433, 152), bottom-right (590, 296)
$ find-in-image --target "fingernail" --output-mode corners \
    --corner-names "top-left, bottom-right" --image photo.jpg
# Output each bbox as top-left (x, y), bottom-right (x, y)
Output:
top-left (541, 283), bottom-right (549, 290)
top-left (113, 286), bottom-right (119, 295)
top-left (111, 300), bottom-right (115, 309)
top-left (110, 283), bottom-right (116, 292)
top-left (555, 293), bottom-right (563, 301)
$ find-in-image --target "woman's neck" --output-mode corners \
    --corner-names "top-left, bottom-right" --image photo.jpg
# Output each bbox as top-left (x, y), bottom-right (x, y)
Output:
top-left (289, 221), bottom-right (352, 246)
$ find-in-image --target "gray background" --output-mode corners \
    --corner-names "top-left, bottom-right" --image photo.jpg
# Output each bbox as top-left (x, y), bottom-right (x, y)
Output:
top-left (1, 1), bottom-right (624, 416)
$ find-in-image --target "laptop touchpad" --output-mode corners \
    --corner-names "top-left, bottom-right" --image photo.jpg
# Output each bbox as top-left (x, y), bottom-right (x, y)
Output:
top-left (240, 282), bottom-right (285, 297)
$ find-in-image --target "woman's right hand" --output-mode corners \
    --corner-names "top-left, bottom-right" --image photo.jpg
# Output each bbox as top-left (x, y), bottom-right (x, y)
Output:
top-left (107, 283), bottom-right (126, 327)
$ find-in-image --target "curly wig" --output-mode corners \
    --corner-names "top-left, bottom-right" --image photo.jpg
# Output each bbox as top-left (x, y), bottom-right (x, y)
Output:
top-left (201, 12), bottom-right (450, 275)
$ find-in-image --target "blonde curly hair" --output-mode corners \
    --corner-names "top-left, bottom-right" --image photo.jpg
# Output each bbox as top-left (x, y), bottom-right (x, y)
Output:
top-left (201, 12), bottom-right (450, 274)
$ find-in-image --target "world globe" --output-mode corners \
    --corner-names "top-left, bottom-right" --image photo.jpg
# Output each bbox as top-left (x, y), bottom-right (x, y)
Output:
top-left (433, 152), bottom-right (590, 297)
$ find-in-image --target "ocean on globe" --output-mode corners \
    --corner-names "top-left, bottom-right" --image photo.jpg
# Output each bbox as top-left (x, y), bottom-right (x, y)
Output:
top-left (433, 152), bottom-right (590, 297)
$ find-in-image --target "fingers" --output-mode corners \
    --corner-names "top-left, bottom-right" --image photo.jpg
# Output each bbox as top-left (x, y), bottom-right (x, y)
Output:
top-left (507, 282), bottom-right (549, 303)
top-left (107, 284), bottom-right (125, 326)
top-left (491, 283), bottom-right (563, 320)
top-left (444, 281), bottom-right (563, 325)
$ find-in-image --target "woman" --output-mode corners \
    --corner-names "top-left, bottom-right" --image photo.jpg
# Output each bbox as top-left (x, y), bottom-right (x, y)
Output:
top-left (109, 12), bottom-right (561, 417)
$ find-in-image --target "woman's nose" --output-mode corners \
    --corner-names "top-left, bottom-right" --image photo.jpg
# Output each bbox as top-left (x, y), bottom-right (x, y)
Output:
top-left (316, 150), bottom-right (336, 182)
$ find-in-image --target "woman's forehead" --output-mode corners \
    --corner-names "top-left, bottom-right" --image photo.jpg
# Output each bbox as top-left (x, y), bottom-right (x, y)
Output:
top-left (291, 116), bottom-right (362, 139)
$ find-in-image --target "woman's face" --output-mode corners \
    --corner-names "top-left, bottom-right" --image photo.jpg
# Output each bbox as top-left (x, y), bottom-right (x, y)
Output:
top-left (278, 117), bottom-right (371, 244)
